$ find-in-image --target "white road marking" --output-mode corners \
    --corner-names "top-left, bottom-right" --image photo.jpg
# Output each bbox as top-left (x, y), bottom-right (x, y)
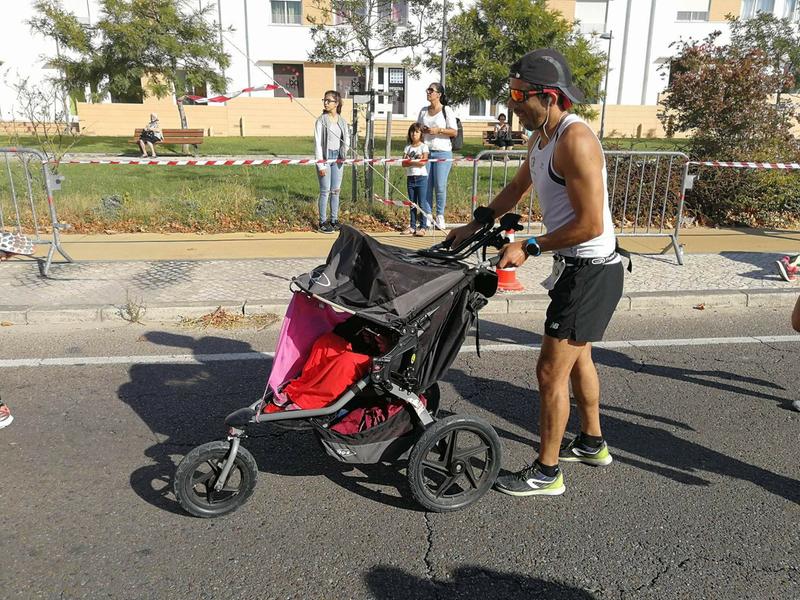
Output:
top-left (0, 335), bottom-right (797, 368)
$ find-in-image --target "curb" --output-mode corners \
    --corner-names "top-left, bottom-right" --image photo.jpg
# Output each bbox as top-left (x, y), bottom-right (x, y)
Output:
top-left (0, 288), bottom-right (796, 325)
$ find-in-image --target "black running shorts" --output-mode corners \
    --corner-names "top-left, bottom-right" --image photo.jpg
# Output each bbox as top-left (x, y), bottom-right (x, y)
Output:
top-left (544, 261), bottom-right (624, 342)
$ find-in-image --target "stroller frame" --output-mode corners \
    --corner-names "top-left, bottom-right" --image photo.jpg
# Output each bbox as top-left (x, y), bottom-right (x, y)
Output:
top-left (174, 212), bottom-right (524, 517)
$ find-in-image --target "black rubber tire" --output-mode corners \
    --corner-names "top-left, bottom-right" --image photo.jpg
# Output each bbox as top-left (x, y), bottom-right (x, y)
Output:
top-left (174, 441), bottom-right (258, 518)
top-left (407, 414), bottom-right (502, 512)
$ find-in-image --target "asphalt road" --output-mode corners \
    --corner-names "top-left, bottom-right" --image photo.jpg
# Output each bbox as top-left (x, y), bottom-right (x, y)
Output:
top-left (1, 307), bottom-right (798, 600)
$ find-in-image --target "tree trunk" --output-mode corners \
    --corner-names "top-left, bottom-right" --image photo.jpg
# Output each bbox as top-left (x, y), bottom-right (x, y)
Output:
top-left (177, 98), bottom-right (191, 155)
top-left (365, 59), bottom-right (375, 201)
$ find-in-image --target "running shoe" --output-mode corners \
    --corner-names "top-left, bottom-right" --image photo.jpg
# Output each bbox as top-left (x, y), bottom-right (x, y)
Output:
top-left (559, 436), bottom-right (613, 466)
top-left (494, 463), bottom-right (565, 497)
top-left (330, 220), bottom-right (341, 232)
top-left (435, 215), bottom-right (446, 230)
top-left (319, 221), bottom-right (334, 234)
top-left (775, 255), bottom-right (800, 282)
top-left (0, 401), bottom-right (13, 429)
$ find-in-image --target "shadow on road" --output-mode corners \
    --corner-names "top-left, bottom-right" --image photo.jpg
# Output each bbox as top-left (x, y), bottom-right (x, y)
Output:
top-left (447, 341), bottom-right (799, 503)
top-left (119, 330), bottom-right (428, 515)
top-left (364, 565), bottom-right (597, 600)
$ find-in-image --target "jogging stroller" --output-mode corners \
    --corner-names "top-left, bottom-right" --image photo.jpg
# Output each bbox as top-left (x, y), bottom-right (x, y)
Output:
top-left (174, 211), bottom-right (524, 517)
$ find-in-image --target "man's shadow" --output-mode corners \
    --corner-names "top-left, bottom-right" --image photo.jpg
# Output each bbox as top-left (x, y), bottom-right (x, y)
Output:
top-left (365, 565), bottom-right (596, 600)
top-left (447, 342), bottom-right (799, 503)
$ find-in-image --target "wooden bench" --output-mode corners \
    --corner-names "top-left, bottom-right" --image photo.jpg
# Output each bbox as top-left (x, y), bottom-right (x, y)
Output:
top-left (482, 128), bottom-right (527, 148)
top-left (131, 128), bottom-right (205, 155)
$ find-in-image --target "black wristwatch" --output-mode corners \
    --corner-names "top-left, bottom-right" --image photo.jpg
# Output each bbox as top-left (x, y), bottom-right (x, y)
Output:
top-left (523, 236), bottom-right (541, 258)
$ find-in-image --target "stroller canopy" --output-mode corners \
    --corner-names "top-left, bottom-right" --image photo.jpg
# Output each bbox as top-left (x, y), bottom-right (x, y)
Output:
top-left (293, 226), bottom-right (472, 323)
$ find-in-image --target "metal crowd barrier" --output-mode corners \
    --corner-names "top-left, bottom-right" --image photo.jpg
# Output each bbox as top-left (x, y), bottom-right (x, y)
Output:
top-left (471, 149), bottom-right (690, 264)
top-left (0, 147), bottom-right (72, 275)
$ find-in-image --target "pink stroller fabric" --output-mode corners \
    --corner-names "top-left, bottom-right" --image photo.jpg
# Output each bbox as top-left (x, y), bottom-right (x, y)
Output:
top-left (266, 293), bottom-right (351, 405)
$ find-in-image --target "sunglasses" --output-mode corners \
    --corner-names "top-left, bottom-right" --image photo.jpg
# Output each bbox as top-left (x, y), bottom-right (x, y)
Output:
top-left (426, 88), bottom-right (439, 94)
top-left (508, 87), bottom-right (551, 103)
top-left (322, 98), bottom-right (337, 103)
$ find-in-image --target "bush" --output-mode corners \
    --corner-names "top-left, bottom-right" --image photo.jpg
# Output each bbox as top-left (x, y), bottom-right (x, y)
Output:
top-left (688, 169), bottom-right (800, 228)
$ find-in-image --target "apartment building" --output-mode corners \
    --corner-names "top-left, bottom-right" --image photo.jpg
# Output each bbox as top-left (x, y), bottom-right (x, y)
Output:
top-left (4, 1), bottom-right (799, 136)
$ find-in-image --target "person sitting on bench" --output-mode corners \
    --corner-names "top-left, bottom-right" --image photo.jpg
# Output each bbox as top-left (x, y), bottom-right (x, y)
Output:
top-left (138, 113), bottom-right (163, 158)
top-left (492, 113), bottom-right (514, 148)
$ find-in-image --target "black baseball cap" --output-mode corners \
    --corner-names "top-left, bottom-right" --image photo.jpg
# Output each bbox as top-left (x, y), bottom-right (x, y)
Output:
top-left (509, 49), bottom-right (585, 104)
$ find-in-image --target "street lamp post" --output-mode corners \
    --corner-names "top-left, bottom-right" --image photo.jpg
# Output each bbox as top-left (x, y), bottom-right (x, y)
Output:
top-left (599, 31), bottom-right (612, 141)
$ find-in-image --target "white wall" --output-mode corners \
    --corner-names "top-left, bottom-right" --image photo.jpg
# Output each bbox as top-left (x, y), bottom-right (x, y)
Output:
top-left (5, 0), bottom-right (797, 127)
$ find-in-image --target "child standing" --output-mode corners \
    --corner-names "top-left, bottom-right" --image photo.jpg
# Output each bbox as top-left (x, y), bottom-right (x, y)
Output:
top-left (402, 123), bottom-right (429, 236)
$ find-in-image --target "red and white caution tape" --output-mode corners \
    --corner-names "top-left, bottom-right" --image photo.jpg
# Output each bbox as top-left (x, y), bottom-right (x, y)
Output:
top-left (690, 160), bottom-right (800, 170)
top-left (62, 157), bottom-right (472, 167)
top-left (183, 83), bottom-right (291, 103)
top-left (373, 195), bottom-right (417, 208)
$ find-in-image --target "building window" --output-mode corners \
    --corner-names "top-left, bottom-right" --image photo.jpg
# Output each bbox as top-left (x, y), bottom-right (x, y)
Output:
top-left (335, 65), bottom-right (365, 98)
top-left (676, 0), bottom-right (709, 21)
top-left (377, 1), bottom-right (408, 24)
top-left (676, 10), bottom-right (709, 21)
top-left (176, 69), bottom-right (208, 100)
top-left (336, 2), bottom-right (367, 24)
top-left (273, 64), bottom-right (304, 98)
top-left (575, 0), bottom-right (608, 34)
top-left (740, 0), bottom-right (775, 19)
top-left (110, 77), bottom-right (144, 103)
top-left (468, 97), bottom-right (487, 117)
top-left (271, 0), bottom-right (302, 25)
top-left (388, 68), bottom-right (405, 114)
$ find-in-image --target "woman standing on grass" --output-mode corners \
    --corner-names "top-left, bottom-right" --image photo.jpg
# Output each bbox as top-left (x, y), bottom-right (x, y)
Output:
top-left (314, 90), bottom-right (350, 234)
top-left (417, 82), bottom-right (457, 233)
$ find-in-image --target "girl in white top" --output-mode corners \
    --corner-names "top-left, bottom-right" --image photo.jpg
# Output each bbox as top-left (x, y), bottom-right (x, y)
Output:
top-left (401, 123), bottom-right (430, 235)
top-left (416, 82), bottom-right (458, 231)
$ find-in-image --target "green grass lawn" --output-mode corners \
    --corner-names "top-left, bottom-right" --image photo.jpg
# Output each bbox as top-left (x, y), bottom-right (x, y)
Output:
top-left (1, 134), bottom-right (687, 158)
top-left (0, 133), bottom-right (686, 233)
top-left (0, 159), bottom-right (532, 233)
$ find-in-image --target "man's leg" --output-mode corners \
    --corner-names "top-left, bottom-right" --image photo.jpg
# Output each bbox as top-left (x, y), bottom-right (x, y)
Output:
top-left (494, 334), bottom-right (584, 497)
top-left (569, 343), bottom-right (602, 437)
top-left (536, 335), bottom-right (587, 466)
top-left (560, 343), bottom-right (614, 466)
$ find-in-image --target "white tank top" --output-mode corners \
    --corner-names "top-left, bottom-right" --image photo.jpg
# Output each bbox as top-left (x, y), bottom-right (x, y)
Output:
top-left (529, 113), bottom-right (618, 259)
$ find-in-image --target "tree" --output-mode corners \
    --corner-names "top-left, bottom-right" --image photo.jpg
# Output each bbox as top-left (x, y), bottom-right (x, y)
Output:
top-left (28, 0), bottom-right (230, 129)
top-left (307, 0), bottom-right (442, 197)
top-left (428, 0), bottom-right (605, 120)
top-left (728, 12), bottom-right (800, 104)
top-left (658, 31), bottom-right (796, 160)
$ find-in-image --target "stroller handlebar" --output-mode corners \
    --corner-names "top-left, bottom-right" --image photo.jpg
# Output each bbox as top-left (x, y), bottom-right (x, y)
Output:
top-left (418, 212), bottom-right (522, 263)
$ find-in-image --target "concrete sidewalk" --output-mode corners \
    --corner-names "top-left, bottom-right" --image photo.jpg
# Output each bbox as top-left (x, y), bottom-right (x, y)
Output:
top-left (2, 227), bottom-right (798, 325)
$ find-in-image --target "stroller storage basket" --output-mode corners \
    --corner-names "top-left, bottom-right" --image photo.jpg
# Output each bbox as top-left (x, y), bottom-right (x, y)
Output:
top-left (311, 384), bottom-right (440, 464)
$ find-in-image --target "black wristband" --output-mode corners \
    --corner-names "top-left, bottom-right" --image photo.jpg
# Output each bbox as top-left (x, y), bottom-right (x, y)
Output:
top-left (473, 206), bottom-right (495, 225)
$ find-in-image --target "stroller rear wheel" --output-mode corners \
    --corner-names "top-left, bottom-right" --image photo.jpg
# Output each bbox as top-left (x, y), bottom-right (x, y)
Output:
top-left (407, 415), bottom-right (501, 512)
top-left (174, 441), bottom-right (258, 518)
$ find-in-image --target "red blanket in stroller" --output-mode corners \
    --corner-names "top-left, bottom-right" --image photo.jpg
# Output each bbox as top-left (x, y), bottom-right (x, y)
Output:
top-left (268, 332), bottom-right (371, 411)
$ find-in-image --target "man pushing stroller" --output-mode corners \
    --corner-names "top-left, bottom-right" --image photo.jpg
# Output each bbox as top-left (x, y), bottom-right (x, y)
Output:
top-left (448, 49), bottom-right (624, 497)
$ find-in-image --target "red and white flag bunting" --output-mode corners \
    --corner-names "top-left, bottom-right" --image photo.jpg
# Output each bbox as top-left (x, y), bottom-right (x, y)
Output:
top-left (183, 83), bottom-right (292, 104)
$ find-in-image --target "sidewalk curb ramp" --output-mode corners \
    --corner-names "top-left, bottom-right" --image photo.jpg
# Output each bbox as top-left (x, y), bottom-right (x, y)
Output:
top-left (1, 288), bottom-right (797, 325)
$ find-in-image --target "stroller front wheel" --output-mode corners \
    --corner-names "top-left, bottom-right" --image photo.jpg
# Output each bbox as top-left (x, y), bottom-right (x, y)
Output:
top-left (407, 415), bottom-right (502, 512)
top-left (174, 441), bottom-right (258, 518)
